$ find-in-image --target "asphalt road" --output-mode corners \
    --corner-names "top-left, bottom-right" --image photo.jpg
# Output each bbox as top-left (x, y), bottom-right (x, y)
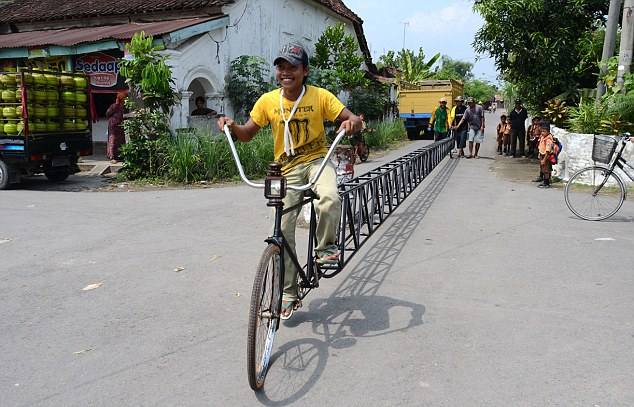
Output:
top-left (2, 114), bottom-right (633, 406)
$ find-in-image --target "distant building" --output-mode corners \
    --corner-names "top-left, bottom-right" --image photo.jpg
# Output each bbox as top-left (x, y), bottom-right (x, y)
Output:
top-left (0, 0), bottom-right (373, 142)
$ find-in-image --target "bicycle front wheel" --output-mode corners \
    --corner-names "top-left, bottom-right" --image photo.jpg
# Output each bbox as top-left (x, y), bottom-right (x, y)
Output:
top-left (247, 243), bottom-right (282, 391)
top-left (564, 166), bottom-right (626, 221)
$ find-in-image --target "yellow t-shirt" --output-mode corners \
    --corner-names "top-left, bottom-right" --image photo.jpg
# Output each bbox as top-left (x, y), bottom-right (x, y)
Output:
top-left (250, 85), bottom-right (345, 173)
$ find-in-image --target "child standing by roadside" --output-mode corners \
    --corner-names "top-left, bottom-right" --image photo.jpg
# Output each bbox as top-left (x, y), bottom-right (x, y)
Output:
top-left (536, 119), bottom-right (554, 188)
top-left (503, 116), bottom-right (512, 155)
top-left (496, 114), bottom-right (506, 155)
top-left (526, 116), bottom-right (541, 158)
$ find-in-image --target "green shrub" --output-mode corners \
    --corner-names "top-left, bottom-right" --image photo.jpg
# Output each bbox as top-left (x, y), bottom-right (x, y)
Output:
top-left (120, 106), bottom-right (171, 180)
top-left (542, 98), bottom-right (570, 128)
top-left (226, 56), bottom-right (274, 122)
top-left (133, 121), bottom-right (409, 184)
top-left (160, 128), bottom-right (274, 183)
top-left (197, 134), bottom-right (233, 180)
top-left (604, 93), bottom-right (634, 133)
top-left (167, 134), bottom-right (200, 183)
top-left (567, 98), bottom-right (604, 134)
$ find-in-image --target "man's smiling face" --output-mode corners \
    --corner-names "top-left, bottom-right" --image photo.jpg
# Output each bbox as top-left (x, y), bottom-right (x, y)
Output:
top-left (275, 60), bottom-right (308, 92)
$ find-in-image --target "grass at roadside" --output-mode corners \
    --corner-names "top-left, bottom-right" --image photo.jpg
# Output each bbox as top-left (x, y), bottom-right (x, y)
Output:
top-left (118, 120), bottom-right (408, 185)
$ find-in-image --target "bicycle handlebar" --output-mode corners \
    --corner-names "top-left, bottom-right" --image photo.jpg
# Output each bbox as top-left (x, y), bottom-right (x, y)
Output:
top-left (222, 124), bottom-right (348, 191)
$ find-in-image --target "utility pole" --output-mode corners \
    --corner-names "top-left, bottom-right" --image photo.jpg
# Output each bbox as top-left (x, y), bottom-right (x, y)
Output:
top-left (398, 21), bottom-right (409, 50)
top-left (617, 0), bottom-right (634, 91)
top-left (597, 0), bottom-right (623, 101)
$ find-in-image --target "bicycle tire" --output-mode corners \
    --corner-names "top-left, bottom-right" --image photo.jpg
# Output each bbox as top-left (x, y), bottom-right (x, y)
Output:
top-left (247, 243), bottom-right (282, 391)
top-left (564, 166), bottom-right (626, 221)
top-left (359, 141), bottom-right (369, 162)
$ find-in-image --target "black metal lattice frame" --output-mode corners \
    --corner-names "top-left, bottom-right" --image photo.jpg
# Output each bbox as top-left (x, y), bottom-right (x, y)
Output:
top-left (333, 137), bottom-right (453, 270)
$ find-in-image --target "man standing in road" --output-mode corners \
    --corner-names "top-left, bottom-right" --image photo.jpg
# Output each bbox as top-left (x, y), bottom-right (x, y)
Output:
top-left (456, 97), bottom-right (485, 159)
top-left (509, 98), bottom-right (528, 158)
top-left (450, 96), bottom-right (468, 157)
top-left (428, 97), bottom-right (451, 142)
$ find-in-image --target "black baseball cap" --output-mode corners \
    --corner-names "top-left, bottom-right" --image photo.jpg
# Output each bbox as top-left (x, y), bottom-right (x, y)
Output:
top-left (514, 98), bottom-right (522, 104)
top-left (274, 42), bottom-right (309, 66)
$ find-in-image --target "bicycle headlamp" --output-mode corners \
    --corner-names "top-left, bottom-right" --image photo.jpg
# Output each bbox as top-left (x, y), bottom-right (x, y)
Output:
top-left (264, 164), bottom-right (286, 200)
top-left (265, 177), bottom-right (286, 199)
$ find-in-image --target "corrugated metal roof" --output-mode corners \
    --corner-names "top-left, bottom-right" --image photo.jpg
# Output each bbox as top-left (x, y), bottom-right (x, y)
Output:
top-left (0, 0), bottom-right (230, 23)
top-left (0, 17), bottom-right (220, 48)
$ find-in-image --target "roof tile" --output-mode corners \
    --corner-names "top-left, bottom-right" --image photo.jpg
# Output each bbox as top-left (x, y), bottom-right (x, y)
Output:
top-left (0, 0), bottom-right (229, 23)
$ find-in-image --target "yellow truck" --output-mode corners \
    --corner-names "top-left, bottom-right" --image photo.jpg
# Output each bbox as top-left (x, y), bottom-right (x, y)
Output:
top-left (398, 79), bottom-right (463, 139)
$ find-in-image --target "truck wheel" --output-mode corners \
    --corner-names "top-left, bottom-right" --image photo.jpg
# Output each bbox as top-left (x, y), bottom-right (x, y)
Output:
top-left (45, 169), bottom-right (70, 182)
top-left (0, 159), bottom-right (10, 190)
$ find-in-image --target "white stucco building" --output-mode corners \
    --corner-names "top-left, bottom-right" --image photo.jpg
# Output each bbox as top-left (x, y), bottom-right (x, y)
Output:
top-left (0, 0), bottom-right (375, 143)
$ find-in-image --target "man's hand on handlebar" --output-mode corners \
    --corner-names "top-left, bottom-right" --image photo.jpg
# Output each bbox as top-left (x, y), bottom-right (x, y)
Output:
top-left (217, 117), bottom-right (235, 132)
top-left (337, 117), bottom-right (361, 136)
top-left (218, 116), bottom-right (259, 143)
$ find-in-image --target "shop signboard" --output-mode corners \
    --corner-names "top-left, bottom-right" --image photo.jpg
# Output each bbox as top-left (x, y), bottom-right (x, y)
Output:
top-left (73, 50), bottom-right (126, 90)
top-left (22, 55), bottom-right (68, 72)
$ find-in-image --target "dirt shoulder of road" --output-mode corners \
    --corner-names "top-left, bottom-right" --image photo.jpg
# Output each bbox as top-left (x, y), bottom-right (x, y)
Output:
top-left (488, 154), bottom-right (564, 189)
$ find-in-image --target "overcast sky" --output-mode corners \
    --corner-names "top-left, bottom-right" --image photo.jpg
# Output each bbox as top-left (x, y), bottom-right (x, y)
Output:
top-left (342, 0), bottom-right (498, 83)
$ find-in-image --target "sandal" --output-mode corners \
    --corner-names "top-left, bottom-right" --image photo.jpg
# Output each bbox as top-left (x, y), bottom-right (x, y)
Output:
top-left (281, 299), bottom-right (301, 320)
top-left (316, 248), bottom-right (339, 265)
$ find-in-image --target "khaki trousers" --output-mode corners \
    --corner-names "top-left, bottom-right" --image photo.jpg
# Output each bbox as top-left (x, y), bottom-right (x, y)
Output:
top-left (270, 158), bottom-right (341, 302)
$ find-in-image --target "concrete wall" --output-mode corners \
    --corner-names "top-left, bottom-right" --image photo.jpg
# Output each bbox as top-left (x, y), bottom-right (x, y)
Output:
top-left (552, 126), bottom-right (634, 186)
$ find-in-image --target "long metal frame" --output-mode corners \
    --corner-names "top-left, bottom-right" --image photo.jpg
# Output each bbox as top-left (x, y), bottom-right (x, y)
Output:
top-left (332, 137), bottom-right (453, 271)
top-left (224, 126), bottom-right (453, 390)
top-left (223, 124), bottom-right (453, 291)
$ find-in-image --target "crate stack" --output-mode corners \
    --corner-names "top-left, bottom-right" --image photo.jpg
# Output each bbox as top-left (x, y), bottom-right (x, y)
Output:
top-left (0, 68), bottom-right (90, 136)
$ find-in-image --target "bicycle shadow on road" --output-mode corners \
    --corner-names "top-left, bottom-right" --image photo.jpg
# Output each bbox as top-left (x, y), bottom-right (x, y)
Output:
top-left (565, 214), bottom-right (634, 223)
top-left (256, 296), bottom-right (424, 405)
top-left (256, 155), bottom-right (459, 405)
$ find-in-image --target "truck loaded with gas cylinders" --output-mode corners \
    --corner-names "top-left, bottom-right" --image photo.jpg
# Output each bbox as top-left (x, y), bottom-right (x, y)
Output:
top-left (398, 79), bottom-right (463, 140)
top-left (0, 69), bottom-right (92, 189)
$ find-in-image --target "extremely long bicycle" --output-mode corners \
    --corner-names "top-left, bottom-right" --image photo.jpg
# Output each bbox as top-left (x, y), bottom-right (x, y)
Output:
top-left (222, 125), bottom-right (347, 391)
top-left (564, 132), bottom-right (633, 220)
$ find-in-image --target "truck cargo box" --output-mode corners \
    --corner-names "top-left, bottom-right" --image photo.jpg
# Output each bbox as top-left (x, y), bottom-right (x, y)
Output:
top-left (398, 80), bottom-right (463, 140)
top-left (0, 69), bottom-right (93, 189)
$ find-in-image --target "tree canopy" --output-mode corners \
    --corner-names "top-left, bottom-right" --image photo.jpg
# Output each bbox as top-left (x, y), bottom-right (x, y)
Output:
top-left (464, 79), bottom-right (498, 104)
top-left (311, 22), bottom-right (367, 91)
top-left (433, 56), bottom-right (474, 81)
top-left (473, 0), bottom-right (609, 110)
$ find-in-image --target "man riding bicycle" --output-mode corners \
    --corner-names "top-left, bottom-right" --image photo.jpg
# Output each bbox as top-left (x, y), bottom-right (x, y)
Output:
top-left (218, 42), bottom-right (360, 319)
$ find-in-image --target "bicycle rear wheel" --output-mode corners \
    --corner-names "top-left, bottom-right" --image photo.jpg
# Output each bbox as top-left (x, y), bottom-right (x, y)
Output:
top-left (358, 141), bottom-right (369, 162)
top-left (564, 166), bottom-right (626, 221)
top-left (247, 243), bottom-right (282, 391)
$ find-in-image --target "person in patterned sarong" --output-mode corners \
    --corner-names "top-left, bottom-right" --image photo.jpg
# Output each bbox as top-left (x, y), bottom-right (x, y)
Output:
top-left (106, 92), bottom-right (128, 164)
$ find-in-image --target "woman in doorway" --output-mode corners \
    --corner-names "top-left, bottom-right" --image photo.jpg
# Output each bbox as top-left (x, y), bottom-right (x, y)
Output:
top-left (105, 92), bottom-right (128, 164)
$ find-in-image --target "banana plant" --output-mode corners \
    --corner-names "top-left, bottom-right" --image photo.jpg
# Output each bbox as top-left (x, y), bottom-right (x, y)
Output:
top-left (394, 48), bottom-right (441, 86)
